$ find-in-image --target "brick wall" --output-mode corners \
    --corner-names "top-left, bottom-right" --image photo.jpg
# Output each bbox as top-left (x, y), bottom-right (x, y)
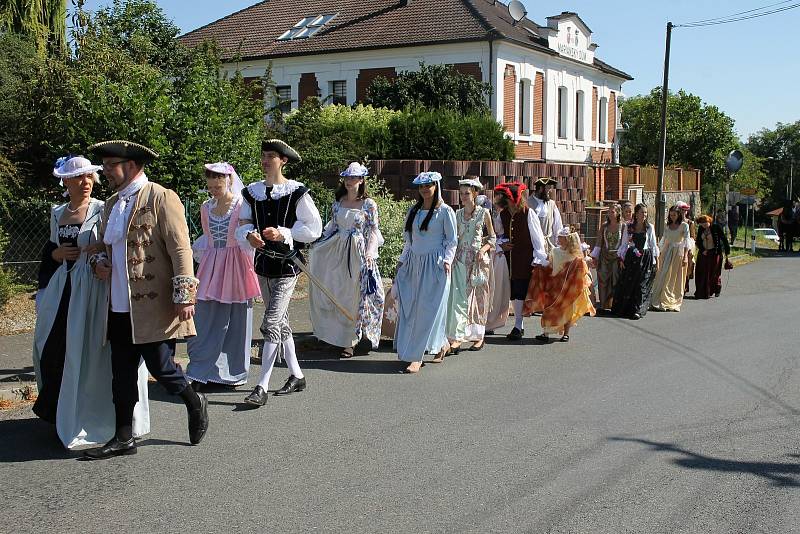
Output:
top-left (298, 73), bottom-right (320, 104)
top-left (591, 87), bottom-right (598, 142)
top-left (608, 91), bottom-right (617, 144)
top-left (451, 62), bottom-right (482, 81)
top-left (514, 142), bottom-right (543, 160)
top-left (242, 77), bottom-right (264, 102)
top-left (503, 65), bottom-right (516, 133)
top-left (356, 67), bottom-right (397, 103)
top-left (533, 72), bottom-right (544, 136)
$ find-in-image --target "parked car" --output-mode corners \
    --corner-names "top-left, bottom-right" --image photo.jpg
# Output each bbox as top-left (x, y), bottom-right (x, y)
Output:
top-left (752, 228), bottom-right (780, 243)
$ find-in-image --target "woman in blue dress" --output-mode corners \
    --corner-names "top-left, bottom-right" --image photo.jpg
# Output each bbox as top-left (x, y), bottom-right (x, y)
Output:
top-left (394, 172), bottom-right (457, 374)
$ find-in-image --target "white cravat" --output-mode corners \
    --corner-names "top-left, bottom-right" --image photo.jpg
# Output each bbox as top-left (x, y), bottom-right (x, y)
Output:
top-left (104, 175), bottom-right (149, 245)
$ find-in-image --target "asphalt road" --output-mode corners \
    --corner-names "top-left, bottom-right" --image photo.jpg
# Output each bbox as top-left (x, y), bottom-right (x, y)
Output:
top-left (1, 256), bottom-right (799, 533)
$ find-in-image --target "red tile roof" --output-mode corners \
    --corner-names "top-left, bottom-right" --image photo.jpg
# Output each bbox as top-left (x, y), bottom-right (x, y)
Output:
top-left (178, 0), bottom-right (632, 80)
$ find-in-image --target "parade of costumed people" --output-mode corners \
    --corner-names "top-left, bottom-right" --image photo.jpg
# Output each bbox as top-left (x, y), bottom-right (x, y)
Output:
top-left (694, 214), bottom-right (731, 299)
top-left (84, 140), bottom-right (207, 460)
top-left (493, 182), bottom-right (548, 340)
top-left (32, 155), bottom-right (150, 449)
top-left (650, 205), bottom-right (691, 312)
top-left (186, 162), bottom-right (261, 390)
top-left (591, 203), bottom-right (623, 314)
top-left (533, 228), bottom-right (596, 343)
top-left (611, 203), bottom-right (660, 320)
top-left (445, 177), bottom-right (496, 353)
top-left (237, 139), bottom-right (323, 407)
top-left (393, 172), bottom-right (457, 373)
top-left (309, 162), bottom-right (385, 359)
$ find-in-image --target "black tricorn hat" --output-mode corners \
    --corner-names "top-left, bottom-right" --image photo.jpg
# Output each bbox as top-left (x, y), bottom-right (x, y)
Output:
top-left (535, 176), bottom-right (557, 186)
top-left (88, 140), bottom-right (159, 163)
top-left (261, 139), bottom-right (301, 163)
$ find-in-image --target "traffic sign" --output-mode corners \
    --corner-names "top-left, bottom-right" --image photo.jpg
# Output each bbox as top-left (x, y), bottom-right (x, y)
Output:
top-left (740, 188), bottom-right (757, 196)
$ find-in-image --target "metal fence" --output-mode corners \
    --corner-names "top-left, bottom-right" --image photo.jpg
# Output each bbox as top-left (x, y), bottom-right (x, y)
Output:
top-left (1, 197), bottom-right (206, 286)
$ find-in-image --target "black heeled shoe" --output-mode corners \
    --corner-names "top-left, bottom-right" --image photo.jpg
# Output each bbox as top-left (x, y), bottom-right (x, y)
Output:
top-left (276, 376), bottom-right (306, 395)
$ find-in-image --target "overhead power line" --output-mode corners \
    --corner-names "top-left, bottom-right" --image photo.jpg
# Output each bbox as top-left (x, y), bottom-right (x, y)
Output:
top-left (676, 1), bottom-right (800, 27)
top-left (679, 0), bottom-right (796, 25)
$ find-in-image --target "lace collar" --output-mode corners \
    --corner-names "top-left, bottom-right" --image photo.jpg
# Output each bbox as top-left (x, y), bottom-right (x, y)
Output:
top-left (247, 180), bottom-right (305, 201)
top-left (207, 196), bottom-right (239, 220)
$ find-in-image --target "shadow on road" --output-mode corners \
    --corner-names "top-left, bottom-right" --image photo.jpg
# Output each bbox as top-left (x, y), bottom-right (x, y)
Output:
top-left (0, 417), bottom-right (76, 462)
top-left (610, 436), bottom-right (800, 487)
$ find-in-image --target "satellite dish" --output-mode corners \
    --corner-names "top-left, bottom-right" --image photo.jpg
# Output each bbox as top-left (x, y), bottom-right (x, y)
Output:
top-left (508, 0), bottom-right (527, 24)
top-left (725, 149), bottom-right (744, 173)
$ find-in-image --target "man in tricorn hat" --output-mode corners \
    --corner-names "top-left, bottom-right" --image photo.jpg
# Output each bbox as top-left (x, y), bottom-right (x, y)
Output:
top-left (529, 177), bottom-right (563, 254)
top-left (236, 139), bottom-right (322, 407)
top-left (84, 140), bottom-right (209, 459)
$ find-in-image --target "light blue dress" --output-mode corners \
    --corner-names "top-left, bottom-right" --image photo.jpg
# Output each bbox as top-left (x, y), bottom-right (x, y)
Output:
top-left (394, 205), bottom-right (457, 362)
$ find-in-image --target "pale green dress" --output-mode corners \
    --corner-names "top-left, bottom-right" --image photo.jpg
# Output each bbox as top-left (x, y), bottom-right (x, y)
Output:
top-left (446, 205), bottom-right (496, 342)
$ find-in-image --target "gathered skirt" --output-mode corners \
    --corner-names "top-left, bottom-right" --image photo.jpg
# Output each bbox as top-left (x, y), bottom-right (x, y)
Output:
top-left (485, 251), bottom-right (510, 331)
top-left (186, 300), bottom-right (253, 385)
top-left (611, 249), bottom-right (656, 318)
top-left (394, 250), bottom-right (450, 362)
top-left (694, 251), bottom-right (722, 299)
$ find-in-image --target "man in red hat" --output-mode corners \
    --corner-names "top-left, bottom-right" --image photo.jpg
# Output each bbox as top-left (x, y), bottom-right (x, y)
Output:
top-left (493, 182), bottom-right (548, 341)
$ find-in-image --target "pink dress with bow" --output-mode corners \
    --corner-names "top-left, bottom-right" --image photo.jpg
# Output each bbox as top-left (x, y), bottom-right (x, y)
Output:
top-left (196, 198), bottom-right (261, 303)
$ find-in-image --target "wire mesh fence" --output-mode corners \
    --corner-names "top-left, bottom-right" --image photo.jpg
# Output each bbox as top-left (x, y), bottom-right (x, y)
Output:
top-left (0, 197), bottom-right (206, 286)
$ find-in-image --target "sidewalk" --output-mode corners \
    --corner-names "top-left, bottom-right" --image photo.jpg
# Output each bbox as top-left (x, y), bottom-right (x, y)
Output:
top-left (0, 295), bottom-right (328, 402)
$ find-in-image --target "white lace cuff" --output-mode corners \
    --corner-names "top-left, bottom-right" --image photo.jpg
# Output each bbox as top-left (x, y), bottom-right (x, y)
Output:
top-left (277, 226), bottom-right (294, 250)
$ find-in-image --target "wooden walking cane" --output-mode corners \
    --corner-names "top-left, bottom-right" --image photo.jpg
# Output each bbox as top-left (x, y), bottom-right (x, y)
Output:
top-left (287, 252), bottom-right (356, 323)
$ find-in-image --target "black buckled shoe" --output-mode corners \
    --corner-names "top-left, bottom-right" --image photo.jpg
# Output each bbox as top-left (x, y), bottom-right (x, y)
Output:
top-left (275, 376), bottom-right (306, 395)
top-left (506, 327), bottom-right (524, 341)
top-left (188, 392), bottom-right (209, 445)
top-left (244, 386), bottom-right (268, 406)
top-left (83, 437), bottom-right (137, 460)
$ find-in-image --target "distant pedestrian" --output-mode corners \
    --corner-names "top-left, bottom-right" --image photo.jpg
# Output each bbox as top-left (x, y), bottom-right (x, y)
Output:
top-left (694, 215), bottom-right (730, 299)
top-left (727, 205), bottom-right (739, 246)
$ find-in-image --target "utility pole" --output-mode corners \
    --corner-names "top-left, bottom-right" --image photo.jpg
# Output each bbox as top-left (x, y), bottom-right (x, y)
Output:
top-left (656, 22), bottom-right (673, 238)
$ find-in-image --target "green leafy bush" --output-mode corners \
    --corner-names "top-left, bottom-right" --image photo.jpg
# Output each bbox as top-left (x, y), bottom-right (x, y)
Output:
top-left (367, 63), bottom-right (492, 115)
top-left (0, 228), bottom-right (14, 308)
top-left (370, 181), bottom-right (412, 278)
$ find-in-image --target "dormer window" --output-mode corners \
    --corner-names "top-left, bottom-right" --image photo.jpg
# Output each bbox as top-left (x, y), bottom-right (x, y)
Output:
top-left (277, 14), bottom-right (337, 40)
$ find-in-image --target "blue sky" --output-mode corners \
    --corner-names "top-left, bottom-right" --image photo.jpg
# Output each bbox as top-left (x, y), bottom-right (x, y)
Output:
top-left (79, 0), bottom-right (799, 140)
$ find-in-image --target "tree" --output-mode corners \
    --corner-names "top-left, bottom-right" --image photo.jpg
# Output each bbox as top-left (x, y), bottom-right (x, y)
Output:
top-left (746, 121), bottom-right (800, 204)
top-left (4, 0), bottom-right (266, 199)
top-left (76, 0), bottom-right (189, 73)
top-left (0, 0), bottom-right (66, 55)
top-left (367, 63), bottom-right (492, 115)
top-left (620, 87), bottom-right (738, 201)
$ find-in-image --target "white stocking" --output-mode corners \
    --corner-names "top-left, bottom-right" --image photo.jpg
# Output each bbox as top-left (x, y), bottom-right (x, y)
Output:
top-left (282, 337), bottom-right (304, 379)
top-left (257, 342), bottom-right (279, 390)
top-left (513, 300), bottom-right (524, 330)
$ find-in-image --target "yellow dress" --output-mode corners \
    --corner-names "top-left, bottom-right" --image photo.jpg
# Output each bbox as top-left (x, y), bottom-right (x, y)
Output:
top-left (650, 222), bottom-right (689, 311)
